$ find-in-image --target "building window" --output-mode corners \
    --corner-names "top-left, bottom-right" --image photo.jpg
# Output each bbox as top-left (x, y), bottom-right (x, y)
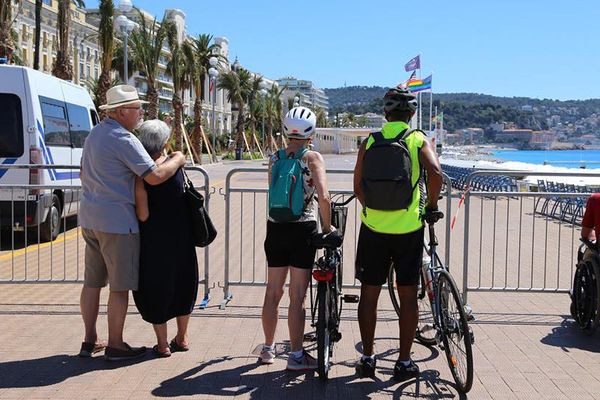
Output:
top-left (22, 48), bottom-right (28, 64)
top-left (79, 62), bottom-right (84, 78)
top-left (43, 0), bottom-right (52, 5)
top-left (86, 65), bottom-right (90, 77)
top-left (94, 68), bottom-right (98, 79)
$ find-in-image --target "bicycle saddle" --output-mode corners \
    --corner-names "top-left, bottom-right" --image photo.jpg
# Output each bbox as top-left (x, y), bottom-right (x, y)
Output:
top-left (311, 231), bottom-right (343, 249)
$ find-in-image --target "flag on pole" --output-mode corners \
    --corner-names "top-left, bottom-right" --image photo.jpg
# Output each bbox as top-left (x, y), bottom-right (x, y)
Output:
top-left (404, 55), bottom-right (420, 72)
top-left (407, 74), bottom-right (432, 92)
top-left (397, 71), bottom-right (417, 88)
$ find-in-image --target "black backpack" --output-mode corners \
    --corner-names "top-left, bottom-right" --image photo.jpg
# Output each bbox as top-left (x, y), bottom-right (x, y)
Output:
top-left (360, 128), bottom-right (420, 211)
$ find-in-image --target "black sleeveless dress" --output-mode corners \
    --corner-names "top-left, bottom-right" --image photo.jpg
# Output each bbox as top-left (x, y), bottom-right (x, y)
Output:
top-left (133, 168), bottom-right (198, 324)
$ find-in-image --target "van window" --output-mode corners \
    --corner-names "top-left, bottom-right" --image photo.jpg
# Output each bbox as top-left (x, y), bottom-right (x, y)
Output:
top-left (0, 94), bottom-right (24, 157)
top-left (66, 103), bottom-right (91, 148)
top-left (90, 109), bottom-right (99, 126)
top-left (41, 100), bottom-right (70, 146)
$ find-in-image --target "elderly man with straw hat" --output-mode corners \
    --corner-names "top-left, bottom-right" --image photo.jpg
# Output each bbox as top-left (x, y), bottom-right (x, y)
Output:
top-left (78, 85), bottom-right (186, 361)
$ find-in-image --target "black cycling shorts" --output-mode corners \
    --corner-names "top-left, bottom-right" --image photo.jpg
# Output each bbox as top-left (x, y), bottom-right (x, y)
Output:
top-left (355, 224), bottom-right (424, 286)
top-left (264, 221), bottom-right (317, 269)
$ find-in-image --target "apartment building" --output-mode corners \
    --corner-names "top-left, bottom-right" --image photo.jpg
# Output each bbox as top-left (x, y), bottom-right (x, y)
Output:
top-left (12, 0), bottom-right (101, 85)
top-left (276, 77), bottom-right (329, 114)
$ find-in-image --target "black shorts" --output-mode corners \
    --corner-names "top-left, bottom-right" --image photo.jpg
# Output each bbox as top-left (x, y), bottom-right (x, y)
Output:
top-left (355, 224), bottom-right (424, 286)
top-left (264, 221), bottom-right (318, 269)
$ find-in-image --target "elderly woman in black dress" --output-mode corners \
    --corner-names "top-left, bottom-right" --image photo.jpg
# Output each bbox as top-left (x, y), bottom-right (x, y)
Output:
top-left (133, 119), bottom-right (198, 358)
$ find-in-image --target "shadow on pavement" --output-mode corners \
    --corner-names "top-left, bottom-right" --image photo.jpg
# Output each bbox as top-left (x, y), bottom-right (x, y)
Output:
top-left (541, 318), bottom-right (600, 352)
top-left (152, 341), bottom-right (464, 399)
top-left (0, 353), bottom-right (149, 388)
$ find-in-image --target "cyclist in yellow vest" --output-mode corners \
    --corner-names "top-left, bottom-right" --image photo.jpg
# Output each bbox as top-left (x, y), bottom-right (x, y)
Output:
top-left (353, 87), bottom-right (443, 381)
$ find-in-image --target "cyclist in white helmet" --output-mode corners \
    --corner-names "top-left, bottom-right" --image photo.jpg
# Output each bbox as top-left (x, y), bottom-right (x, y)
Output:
top-left (259, 106), bottom-right (333, 371)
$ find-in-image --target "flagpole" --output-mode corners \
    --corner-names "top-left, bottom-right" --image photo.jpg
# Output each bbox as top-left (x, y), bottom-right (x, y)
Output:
top-left (429, 89), bottom-right (433, 132)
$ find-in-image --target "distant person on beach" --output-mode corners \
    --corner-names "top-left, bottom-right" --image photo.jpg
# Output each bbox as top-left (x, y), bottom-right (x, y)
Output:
top-left (582, 193), bottom-right (600, 256)
top-left (259, 106), bottom-right (333, 371)
top-left (132, 120), bottom-right (199, 358)
top-left (353, 87), bottom-right (443, 380)
top-left (79, 85), bottom-right (185, 361)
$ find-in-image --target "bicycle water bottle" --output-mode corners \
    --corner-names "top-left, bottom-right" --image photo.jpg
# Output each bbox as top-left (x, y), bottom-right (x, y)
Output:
top-left (422, 254), bottom-right (434, 301)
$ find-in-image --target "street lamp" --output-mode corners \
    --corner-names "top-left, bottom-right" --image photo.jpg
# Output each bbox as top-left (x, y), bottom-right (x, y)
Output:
top-left (260, 80), bottom-right (268, 150)
top-left (208, 56), bottom-right (219, 163)
top-left (115, 0), bottom-right (135, 83)
top-left (293, 95), bottom-right (300, 108)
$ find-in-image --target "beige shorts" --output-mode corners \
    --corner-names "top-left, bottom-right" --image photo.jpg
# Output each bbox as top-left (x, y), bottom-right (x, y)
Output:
top-left (82, 228), bottom-right (140, 291)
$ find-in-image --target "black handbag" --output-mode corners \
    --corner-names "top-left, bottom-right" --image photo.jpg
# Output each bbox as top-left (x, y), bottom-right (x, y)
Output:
top-left (182, 170), bottom-right (217, 247)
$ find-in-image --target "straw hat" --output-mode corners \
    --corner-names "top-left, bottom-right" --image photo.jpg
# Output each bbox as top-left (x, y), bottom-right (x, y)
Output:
top-left (99, 85), bottom-right (149, 110)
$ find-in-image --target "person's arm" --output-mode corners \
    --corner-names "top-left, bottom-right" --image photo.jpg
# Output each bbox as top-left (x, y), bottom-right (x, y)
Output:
top-left (308, 151), bottom-right (332, 233)
top-left (353, 140), bottom-right (367, 207)
top-left (143, 151), bottom-right (186, 186)
top-left (581, 196), bottom-right (596, 241)
top-left (134, 177), bottom-right (149, 222)
top-left (418, 136), bottom-right (443, 210)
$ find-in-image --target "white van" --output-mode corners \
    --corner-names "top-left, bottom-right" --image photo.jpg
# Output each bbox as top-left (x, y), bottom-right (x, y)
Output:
top-left (0, 65), bottom-right (99, 241)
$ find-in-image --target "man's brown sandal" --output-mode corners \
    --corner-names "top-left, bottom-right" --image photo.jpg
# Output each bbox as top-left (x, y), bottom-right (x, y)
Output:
top-left (78, 341), bottom-right (107, 357)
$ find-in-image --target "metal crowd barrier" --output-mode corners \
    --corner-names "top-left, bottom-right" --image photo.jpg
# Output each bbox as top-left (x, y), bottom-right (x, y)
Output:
top-left (218, 167), bottom-right (453, 309)
top-left (461, 170), bottom-right (600, 302)
top-left (0, 164), bottom-right (213, 308)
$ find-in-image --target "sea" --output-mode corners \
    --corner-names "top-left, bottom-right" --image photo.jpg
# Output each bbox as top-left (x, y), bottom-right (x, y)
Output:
top-left (492, 150), bottom-right (600, 169)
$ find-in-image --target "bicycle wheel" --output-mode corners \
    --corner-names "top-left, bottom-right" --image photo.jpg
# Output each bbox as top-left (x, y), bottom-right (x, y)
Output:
top-left (388, 266), bottom-right (436, 346)
top-left (436, 270), bottom-right (473, 393)
top-left (316, 281), bottom-right (331, 380)
top-left (572, 259), bottom-right (600, 334)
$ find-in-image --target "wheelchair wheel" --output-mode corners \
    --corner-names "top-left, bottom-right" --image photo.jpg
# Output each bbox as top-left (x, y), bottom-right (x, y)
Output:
top-left (572, 259), bottom-right (600, 335)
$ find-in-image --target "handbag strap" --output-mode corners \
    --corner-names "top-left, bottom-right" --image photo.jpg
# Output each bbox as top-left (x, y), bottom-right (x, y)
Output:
top-left (181, 168), bottom-right (194, 189)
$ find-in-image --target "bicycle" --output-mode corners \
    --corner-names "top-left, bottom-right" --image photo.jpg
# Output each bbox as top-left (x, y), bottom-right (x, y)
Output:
top-left (388, 210), bottom-right (474, 393)
top-left (309, 194), bottom-right (359, 380)
top-left (570, 239), bottom-right (600, 334)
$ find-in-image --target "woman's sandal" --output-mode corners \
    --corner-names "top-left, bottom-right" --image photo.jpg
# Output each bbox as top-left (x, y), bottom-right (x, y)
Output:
top-left (169, 338), bottom-right (189, 352)
top-left (152, 345), bottom-right (172, 358)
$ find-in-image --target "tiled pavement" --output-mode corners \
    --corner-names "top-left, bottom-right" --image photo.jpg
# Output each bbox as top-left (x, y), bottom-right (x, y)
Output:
top-left (1, 283), bottom-right (600, 399)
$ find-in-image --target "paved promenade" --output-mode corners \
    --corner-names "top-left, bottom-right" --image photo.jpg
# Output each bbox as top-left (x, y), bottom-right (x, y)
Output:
top-left (1, 155), bottom-right (599, 399)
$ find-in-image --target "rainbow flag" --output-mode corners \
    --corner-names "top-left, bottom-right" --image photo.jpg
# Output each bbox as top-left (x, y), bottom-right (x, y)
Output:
top-left (407, 74), bottom-right (432, 92)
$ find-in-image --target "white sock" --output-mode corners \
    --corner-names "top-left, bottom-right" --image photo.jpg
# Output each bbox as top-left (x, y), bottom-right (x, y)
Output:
top-left (290, 350), bottom-right (304, 359)
top-left (263, 344), bottom-right (274, 350)
top-left (399, 359), bottom-right (411, 367)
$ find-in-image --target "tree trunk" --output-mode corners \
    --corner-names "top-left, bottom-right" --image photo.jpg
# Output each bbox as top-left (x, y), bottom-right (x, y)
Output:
top-left (52, 0), bottom-right (73, 81)
top-left (235, 102), bottom-right (245, 150)
top-left (146, 85), bottom-right (159, 120)
top-left (97, 70), bottom-right (111, 119)
top-left (33, 0), bottom-right (42, 70)
top-left (0, 27), bottom-right (14, 63)
top-left (172, 93), bottom-right (183, 151)
top-left (192, 97), bottom-right (203, 163)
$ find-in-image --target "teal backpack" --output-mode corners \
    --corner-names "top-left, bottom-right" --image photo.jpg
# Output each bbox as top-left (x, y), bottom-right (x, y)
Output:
top-left (269, 148), bottom-right (308, 222)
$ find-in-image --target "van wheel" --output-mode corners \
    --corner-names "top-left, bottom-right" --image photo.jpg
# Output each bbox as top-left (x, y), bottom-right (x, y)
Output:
top-left (40, 194), bottom-right (62, 242)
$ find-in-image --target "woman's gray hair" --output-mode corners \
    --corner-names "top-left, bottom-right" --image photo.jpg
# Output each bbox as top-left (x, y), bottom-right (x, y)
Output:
top-left (137, 119), bottom-right (171, 155)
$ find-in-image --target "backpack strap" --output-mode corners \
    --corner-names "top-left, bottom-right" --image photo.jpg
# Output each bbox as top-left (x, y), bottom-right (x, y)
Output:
top-left (294, 147), bottom-right (308, 160)
top-left (371, 131), bottom-right (384, 143)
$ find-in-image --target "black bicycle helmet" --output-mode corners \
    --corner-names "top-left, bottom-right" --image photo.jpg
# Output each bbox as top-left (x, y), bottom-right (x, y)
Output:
top-left (383, 87), bottom-right (418, 113)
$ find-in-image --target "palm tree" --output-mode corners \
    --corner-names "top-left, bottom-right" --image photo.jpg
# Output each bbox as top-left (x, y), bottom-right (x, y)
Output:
top-left (96, 0), bottom-right (114, 118)
top-left (52, 0), bottom-right (85, 80)
top-left (33, 0), bottom-right (42, 70)
top-left (218, 67), bottom-right (252, 152)
top-left (315, 106), bottom-right (328, 128)
top-left (183, 33), bottom-right (220, 160)
top-left (165, 20), bottom-right (189, 152)
top-left (264, 84), bottom-right (285, 151)
top-left (128, 7), bottom-right (168, 119)
top-left (246, 75), bottom-right (263, 152)
top-left (85, 75), bottom-right (120, 109)
top-left (0, 0), bottom-right (20, 63)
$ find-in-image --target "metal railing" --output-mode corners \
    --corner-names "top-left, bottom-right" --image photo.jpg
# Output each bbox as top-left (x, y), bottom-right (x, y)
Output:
top-left (461, 170), bottom-right (600, 302)
top-left (218, 167), bottom-right (453, 309)
top-left (0, 164), bottom-right (213, 307)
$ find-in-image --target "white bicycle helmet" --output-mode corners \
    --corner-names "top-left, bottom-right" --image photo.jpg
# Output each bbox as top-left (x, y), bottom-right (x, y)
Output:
top-left (283, 106), bottom-right (316, 139)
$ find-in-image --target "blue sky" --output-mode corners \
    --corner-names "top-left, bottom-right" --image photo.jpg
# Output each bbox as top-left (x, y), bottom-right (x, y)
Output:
top-left (88, 0), bottom-right (600, 100)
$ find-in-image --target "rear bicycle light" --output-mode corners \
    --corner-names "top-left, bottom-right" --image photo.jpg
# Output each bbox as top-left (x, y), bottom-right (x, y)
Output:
top-left (29, 147), bottom-right (43, 195)
top-left (312, 270), bottom-right (334, 282)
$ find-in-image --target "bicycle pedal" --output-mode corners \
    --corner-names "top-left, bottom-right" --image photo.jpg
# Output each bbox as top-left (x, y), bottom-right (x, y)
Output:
top-left (303, 333), bottom-right (316, 342)
top-left (342, 294), bottom-right (359, 303)
top-left (332, 331), bottom-right (342, 342)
